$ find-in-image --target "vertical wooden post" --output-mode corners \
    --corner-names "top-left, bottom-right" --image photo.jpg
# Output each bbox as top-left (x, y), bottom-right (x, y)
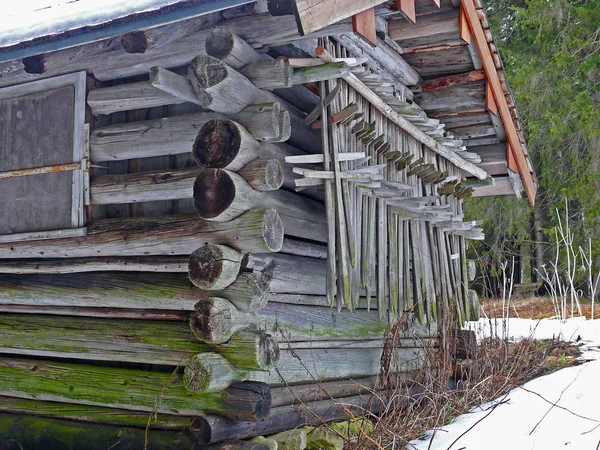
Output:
top-left (398, 0), bottom-right (416, 24)
top-left (352, 8), bottom-right (377, 47)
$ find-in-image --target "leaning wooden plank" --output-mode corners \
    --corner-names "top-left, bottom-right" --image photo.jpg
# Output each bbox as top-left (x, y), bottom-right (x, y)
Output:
top-left (190, 297), bottom-right (392, 344)
top-left (0, 272), bottom-right (270, 314)
top-left (334, 33), bottom-right (421, 86)
top-left (316, 47), bottom-right (489, 180)
top-left (285, 152), bottom-right (364, 164)
top-left (193, 168), bottom-right (326, 242)
top-left (0, 414), bottom-right (195, 450)
top-left (0, 209), bottom-right (284, 259)
top-left (0, 315), bottom-right (278, 370)
top-left (0, 396), bottom-right (194, 430)
top-left (0, 358), bottom-right (271, 421)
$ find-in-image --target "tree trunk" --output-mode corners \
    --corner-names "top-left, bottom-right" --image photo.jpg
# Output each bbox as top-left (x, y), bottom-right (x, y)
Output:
top-left (0, 358), bottom-right (271, 420)
top-left (0, 209), bottom-right (284, 258)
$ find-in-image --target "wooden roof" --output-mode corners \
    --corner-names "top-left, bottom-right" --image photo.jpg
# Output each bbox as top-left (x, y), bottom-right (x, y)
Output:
top-left (389, 0), bottom-right (536, 204)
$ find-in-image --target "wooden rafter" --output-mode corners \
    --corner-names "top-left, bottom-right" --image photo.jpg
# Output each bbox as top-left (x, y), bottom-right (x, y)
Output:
top-left (461, 0), bottom-right (536, 205)
top-left (398, 0), bottom-right (416, 23)
top-left (352, 7), bottom-right (377, 46)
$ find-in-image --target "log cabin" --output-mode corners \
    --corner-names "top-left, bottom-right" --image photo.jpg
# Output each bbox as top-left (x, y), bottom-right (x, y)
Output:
top-left (0, 0), bottom-right (536, 448)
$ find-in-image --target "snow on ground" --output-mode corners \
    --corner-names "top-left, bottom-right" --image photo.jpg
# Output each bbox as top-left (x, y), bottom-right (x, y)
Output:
top-left (410, 317), bottom-right (600, 450)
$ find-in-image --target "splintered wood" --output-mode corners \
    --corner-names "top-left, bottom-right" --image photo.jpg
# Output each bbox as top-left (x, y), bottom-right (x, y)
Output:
top-left (286, 39), bottom-right (482, 324)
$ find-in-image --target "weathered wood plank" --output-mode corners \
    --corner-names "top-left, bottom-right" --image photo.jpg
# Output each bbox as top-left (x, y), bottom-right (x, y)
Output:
top-left (0, 358), bottom-right (271, 420)
top-left (0, 314), bottom-right (278, 370)
top-left (0, 209), bottom-right (284, 258)
top-left (291, 0), bottom-right (389, 35)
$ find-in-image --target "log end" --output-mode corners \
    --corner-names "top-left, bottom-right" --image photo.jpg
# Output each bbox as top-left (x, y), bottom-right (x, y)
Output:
top-left (189, 244), bottom-right (242, 290)
top-left (221, 380), bottom-right (272, 421)
top-left (22, 55), bottom-right (46, 74)
top-left (238, 159), bottom-right (284, 191)
top-left (262, 208), bottom-right (284, 253)
top-left (190, 298), bottom-right (235, 344)
top-left (257, 332), bottom-right (280, 370)
top-left (205, 28), bottom-right (235, 60)
top-left (193, 119), bottom-right (242, 169)
top-left (184, 353), bottom-right (234, 393)
top-left (121, 31), bottom-right (149, 54)
top-left (190, 55), bottom-right (228, 89)
top-left (193, 168), bottom-right (236, 220)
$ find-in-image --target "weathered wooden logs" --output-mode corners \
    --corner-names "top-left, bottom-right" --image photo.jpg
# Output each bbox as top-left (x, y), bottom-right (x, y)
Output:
top-left (0, 209), bottom-right (283, 258)
top-left (0, 272), bottom-right (271, 315)
top-left (247, 253), bottom-right (326, 295)
top-left (237, 159), bottom-right (284, 191)
top-left (0, 396), bottom-right (194, 430)
top-left (205, 28), bottom-right (264, 69)
top-left (89, 112), bottom-right (297, 162)
top-left (90, 159), bottom-right (284, 205)
top-left (189, 244), bottom-right (243, 290)
top-left (233, 103), bottom-right (291, 143)
top-left (183, 345), bottom-right (414, 392)
top-left (193, 168), bottom-right (327, 242)
top-left (149, 66), bottom-right (206, 106)
top-left (188, 55), bottom-right (321, 151)
top-left (0, 256), bottom-right (189, 274)
top-left (191, 394), bottom-right (381, 445)
top-left (86, 81), bottom-right (190, 115)
top-left (0, 314), bottom-right (278, 369)
top-left (189, 298), bottom-right (391, 344)
top-left (0, 414), bottom-right (195, 450)
top-left (0, 358), bottom-right (271, 420)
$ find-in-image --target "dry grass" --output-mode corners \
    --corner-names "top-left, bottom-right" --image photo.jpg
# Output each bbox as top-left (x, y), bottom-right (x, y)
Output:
top-left (481, 295), bottom-right (597, 320)
top-left (344, 316), bottom-right (582, 450)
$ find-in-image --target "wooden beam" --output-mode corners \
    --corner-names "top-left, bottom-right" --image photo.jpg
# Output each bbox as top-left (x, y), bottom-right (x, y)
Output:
top-left (291, 0), bottom-right (389, 35)
top-left (459, 8), bottom-right (470, 43)
top-left (461, 0), bottom-right (536, 205)
top-left (352, 7), bottom-right (377, 46)
top-left (507, 142), bottom-right (518, 172)
top-left (485, 79), bottom-right (498, 115)
top-left (399, 0), bottom-right (416, 23)
top-left (418, 69), bottom-right (485, 91)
